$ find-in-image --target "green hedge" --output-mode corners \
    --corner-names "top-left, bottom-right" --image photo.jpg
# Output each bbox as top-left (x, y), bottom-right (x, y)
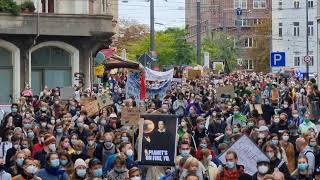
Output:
top-left (0, 0), bottom-right (20, 15)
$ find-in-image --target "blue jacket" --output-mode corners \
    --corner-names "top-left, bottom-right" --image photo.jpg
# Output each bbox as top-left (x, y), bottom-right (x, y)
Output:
top-left (103, 153), bottom-right (136, 172)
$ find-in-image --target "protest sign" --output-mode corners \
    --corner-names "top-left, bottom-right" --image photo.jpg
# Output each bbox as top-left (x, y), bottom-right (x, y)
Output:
top-left (95, 65), bottom-right (104, 76)
top-left (60, 87), bottom-right (74, 100)
top-left (218, 135), bottom-right (269, 175)
top-left (215, 85), bottom-right (235, 100)
top-left (145, 67), bottom-right (174, 81)
top-left (82, 100), bottom-right (99, 117)
top-left (98, 93), bottom-right (113, 108)
top-left (146, 79), bottom-right (171, 100)
top-left (126, 71), bottom-right (141, 101)
top-left (121, 107), bottom-right (141, 125)
top-left (249, 104), bottom-right (263, 114)
top-left (79, 97), bottom-right (95, 105)
top-left (187, 70), bottom-right (201, 80)
top-left (138, 114), bottom-right (178, 166)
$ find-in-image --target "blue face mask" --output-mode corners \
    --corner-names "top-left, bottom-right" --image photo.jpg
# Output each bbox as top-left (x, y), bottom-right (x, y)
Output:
top-left (60, 159), bottom-right (68, 166)
top-left (297, 163), bottom-right (308, 171)
top-left (271, 140), bottom-right (279, 145)
top-left (56, 128), bottom-right (63, 134)
top-left (71, 139), bottom-right (77, 145)
top-left (226, 161), bottom-right (235, 169)
top-left (93, 168), bottom-right (103, 177)
top-left (121, 136), bottom-right (129, 142)
top-left (50, 159), bottom-right (60, 167)
top-left (27, 132), bottom-right (34, 139)
top-left (23, 124), bottom-right (32, 129)
top-left (76, 169), bottom-right (87, 177)
top-left (16, 158), bottom-right (24, 167)
top-left (200, 143), bottom-right (207, 149)
top-left (198, 124), bottom-right (205, 129)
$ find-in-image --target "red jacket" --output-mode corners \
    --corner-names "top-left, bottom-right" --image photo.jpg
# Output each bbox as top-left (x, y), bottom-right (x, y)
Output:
top-left (32, 143), bottom-right (44, 158)
top-left (195, 147), bottom-right (216, 159)
top-left (216, 165), bottom-right (244, 180)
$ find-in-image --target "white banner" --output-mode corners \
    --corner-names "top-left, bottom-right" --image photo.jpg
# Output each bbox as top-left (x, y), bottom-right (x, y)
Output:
top-left (144, 67), bottom-right (174, 81)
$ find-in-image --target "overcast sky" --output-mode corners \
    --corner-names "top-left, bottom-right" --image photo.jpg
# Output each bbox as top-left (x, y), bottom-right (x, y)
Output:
top-left (119, 0), bottom-right (185, 31)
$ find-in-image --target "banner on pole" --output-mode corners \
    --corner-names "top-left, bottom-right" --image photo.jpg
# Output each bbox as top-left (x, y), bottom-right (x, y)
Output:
top-left (138, 114), bottom-right (178, 166)
top-left (126, 71), bottom-right (141, 101)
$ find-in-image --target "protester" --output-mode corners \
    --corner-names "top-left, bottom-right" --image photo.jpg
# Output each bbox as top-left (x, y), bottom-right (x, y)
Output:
top-left (36, 152), bottom-right (69, 180)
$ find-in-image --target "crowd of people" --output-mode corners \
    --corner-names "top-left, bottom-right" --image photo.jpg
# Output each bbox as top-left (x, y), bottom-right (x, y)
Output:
top-left (0, 71), bottom-right (320, 180)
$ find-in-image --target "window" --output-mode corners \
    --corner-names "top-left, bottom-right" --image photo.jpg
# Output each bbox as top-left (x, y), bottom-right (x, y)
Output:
top-left (253, 19), bottom-right (261, 25)
top-left (244, 59), bottom-right (253, 70)
top-left (244, 37), bottom-right (253, 48)
top-left (293, 22), bottom-right (300, 36)
top-left (279, 23), bottom-right (283, 37)
top-left (308, 21), bottom-right (314, 36)
top-left (294, 56), bottom-right (300, 66)
top-left (279, 0), bottom-right (283, 9)
top-left (294, 0), bottom-right (299, 8)
top-left (0, 48), bottom-right (13, 103)
top-left (253, 0), bottom-right (266, 9)
top-left (234, 0), bottom-right (247, 9)
top-left (308, 0), bottom-right (314, 8)
top-left (241, 19), bottom-right (249, 26)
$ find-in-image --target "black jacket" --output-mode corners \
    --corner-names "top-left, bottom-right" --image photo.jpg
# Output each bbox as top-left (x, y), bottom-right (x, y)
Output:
top-left (269, 158), bottom-right (292, 180)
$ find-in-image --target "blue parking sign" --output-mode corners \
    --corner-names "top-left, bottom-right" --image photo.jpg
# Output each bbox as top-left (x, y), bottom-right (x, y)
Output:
top-left (236, 8), bottom-right (242, 16)
top-left (270, 52), bottom-right (285, 67)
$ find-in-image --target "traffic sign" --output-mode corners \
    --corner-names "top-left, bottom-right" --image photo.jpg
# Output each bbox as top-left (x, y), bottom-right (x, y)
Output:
top-left (236, 8), bottom-right (242, 16)
top-left (270, 52), bottom-right (286, 67)
top-left (304, 55), bottom-right (311, 63)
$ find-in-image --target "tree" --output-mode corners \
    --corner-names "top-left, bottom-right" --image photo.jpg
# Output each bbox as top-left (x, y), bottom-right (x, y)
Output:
top-left (202, 32), bottom-right (237, 70)
top-left (247, 16), bottom-right (272, 73)
top-left (122, 27), bottom-right (196, 65)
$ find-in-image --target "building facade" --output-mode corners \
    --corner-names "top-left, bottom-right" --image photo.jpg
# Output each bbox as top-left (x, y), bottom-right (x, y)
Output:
top-left (272, 0), bottom-right (317, 74)
top-left (0, 0), bottom-right (117, 103)
top-left (185, 0), bottom-right (271, 70)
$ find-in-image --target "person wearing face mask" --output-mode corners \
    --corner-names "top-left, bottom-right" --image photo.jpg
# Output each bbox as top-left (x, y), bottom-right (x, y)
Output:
top-left (299, 113), bottom-right (317, 135)
top-left (94, 132), bottom-right (115, 163)
top-left (0, 157), bottom-right (11, 180)
top-left (291, 155), bottom-right (313, 180)
top-left (295, 138), bottom-right (315, 174)
top-left (71, 158), bottom-right (87, 180)
top-left (31, 130), bottom-right (46, 158)
top-left (216, 151), bottom-right (250, 180)
top-left (262, 99), bottom-right (275, 124)
top-left (289, 110), bottom-right (302, 127)
top-left (36, 152), bottom-right (69, 180)
top-left (84, 134), bottom-right (97, 159)
top-left (208, 114), bottom-right (227, 144)
top-left (270, 114), bottom-right (289, 134)
top-left (280, 101), bottom-right (292, 119)
top-left (263, 144), bottom-right (291, 180)
top-left (177, 142), bottom-right (192, 159)
top-left (12, 158), bottom-right (40, 180)
top-left (105, 155), bottom-right (128, 179)
top-left (70, 140), bottom-right (88, 163)
top-left (251, 159), bottom-right (270, 180)
top-left (177, 118), bottom-right (192, 139)
top-left (280, 131), bottom-right (296, 173)
top-left (5, 103), bottom-right (23, 128)
top-left (194, 117), bottom-right (207, 145)
top-left (5, 134), bottom-right (21, 167)
top-left (173, 93), bottom-right (187, 118)
top-left (128, 167), bottom-right (141, 180)
top-left (269, 134), bottom-right (288, 165)
top-left (87, 158), bottom-right (103, 179)
top-left (198, 149), bottom-right (218, 180)
top-left (104, 142), bottom-right (136, 172)
top-left (9, 151), bottom-right (25, 176)
top-left (58, 152), bottom-right (73, 177)
top-left (73, 118), bottom-right (90, 145)
top-left (195, 138), bottom-right (216, 159)
top-left (34, 134), bottom-right (57, 168)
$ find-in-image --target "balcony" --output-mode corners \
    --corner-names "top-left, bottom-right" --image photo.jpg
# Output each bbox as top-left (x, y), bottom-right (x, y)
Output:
top-left (0, 12), bottom-right (114, 37)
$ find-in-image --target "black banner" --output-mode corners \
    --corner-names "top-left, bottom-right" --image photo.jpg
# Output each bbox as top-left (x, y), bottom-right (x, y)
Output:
top-left (139, 114), bottom-right (178, 166)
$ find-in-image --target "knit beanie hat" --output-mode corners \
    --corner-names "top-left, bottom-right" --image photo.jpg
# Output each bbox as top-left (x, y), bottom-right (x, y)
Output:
top-left (74, 158), bottom-right (87, 169)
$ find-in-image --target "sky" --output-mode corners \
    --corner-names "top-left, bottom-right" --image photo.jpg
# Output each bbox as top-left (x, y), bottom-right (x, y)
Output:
top-left (118, 0), bottom-right (185, 31)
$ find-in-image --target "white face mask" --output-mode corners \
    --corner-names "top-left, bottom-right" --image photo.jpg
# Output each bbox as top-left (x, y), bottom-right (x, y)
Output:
top-left (257, 165), bottom-right (269, 174)
top-left (282, 135), bottom-right (289, 141)
top-left (126, 149), bottom-right (133, 157)
top-left (131, 177), bottom-right (141, 180)
top-left (207, 155), bottom-right (212, 161)
top-left (49, 144), bottom-right (56, 152)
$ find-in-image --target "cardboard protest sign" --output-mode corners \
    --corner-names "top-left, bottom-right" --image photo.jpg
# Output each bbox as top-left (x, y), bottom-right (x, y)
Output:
top-left (249, 104), bottom-right (263, 114)
top-left (82, 100), bottom-right (99, 117)
top-left (138, 114), bottom-right (178, 166)
top-left (218, 135), bottom-right (269, 175)
top-left (97, 94), bottom-right (113, 108)
top-left (187, 70), bottom-right (201, 80)
top-left (215, 85), bottom-right (235, 100)
top-left (121, 107), bottom-right (141, 125)
top-left (79, 97), bottom-right (95, 105)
